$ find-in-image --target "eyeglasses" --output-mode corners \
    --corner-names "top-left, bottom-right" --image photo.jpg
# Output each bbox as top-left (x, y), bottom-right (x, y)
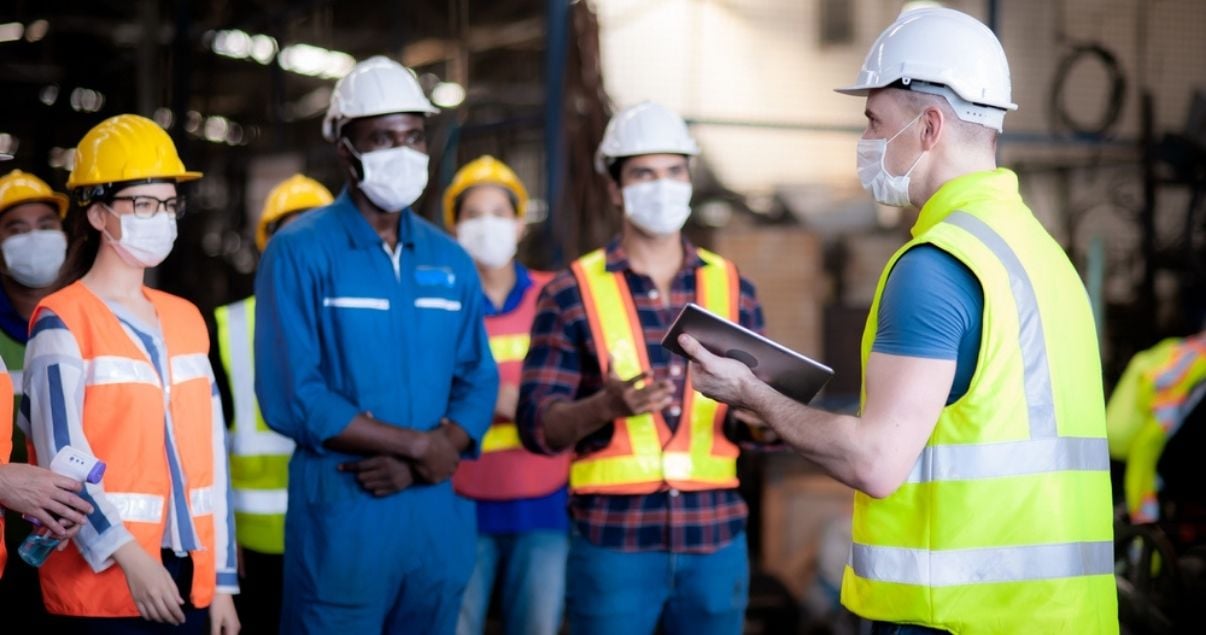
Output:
top-left (108, 196), bottom-right (186, 219)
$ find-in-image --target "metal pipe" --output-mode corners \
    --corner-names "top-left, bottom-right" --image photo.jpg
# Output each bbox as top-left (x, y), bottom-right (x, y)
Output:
top-left (543, 0), bottom-right (570, 267)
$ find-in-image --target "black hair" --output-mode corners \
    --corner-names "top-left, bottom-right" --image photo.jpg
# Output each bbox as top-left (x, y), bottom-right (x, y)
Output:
top-left (606, 157), bottom-right (629, 184)
top-left (451, 185), bottom-right (520, 224)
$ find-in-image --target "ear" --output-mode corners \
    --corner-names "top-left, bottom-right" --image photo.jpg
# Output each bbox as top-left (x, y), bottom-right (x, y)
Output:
top-left (335, 139), bottom-right (362, 182)
top-left (85, 204), bottom-right (109, 234)
top-left (919, 106), bottom-right (945, 152)
top-left (606, 178), bottom-right (624, 210)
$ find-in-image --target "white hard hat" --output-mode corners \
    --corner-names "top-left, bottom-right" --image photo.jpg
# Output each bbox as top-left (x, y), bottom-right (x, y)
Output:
top-left (835, 8), bottom-right (1017, 132)
top-left (322, 56), bottom-right (439, 142)
top-left (595, 101), bottom-right (700, 174)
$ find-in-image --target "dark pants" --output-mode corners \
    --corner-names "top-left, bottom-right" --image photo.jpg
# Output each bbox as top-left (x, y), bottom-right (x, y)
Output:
top-left (233, 548), bottom-right (284, 635)
top-left (0, 515), bottom-right (52, 629)
top-left (871, 622), bottom-right (952, 635)
top-left (52, 550), bottom-right (207, 634)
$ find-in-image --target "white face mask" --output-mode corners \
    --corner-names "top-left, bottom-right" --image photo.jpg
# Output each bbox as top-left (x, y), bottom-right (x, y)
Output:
top-left (1, 230), bottom-right (66, 288)
top-left (857, 112), bottom-right (926, 208)
top-left (622, 179), bottom-right (693, 236)
top-left (102, 208), bottom-right (177, 268)
top-left (346, 142), bottom-right (429, 213)
top-left (457, 215), bottom-right (519, 270)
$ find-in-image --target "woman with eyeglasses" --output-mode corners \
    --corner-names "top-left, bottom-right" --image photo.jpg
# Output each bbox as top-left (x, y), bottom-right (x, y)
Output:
top-left (21, 114), bottom-right (240, 634)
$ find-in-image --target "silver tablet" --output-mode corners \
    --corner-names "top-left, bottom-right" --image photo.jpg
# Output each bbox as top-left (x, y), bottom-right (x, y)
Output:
top-left (662, 303), bottom-right (834, 405)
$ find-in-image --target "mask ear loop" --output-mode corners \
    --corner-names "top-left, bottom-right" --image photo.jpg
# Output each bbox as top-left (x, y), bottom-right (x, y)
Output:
top-left (882, 112), bottom-right (928, 179)
top-left (340, 138), bottom-right (366, 182)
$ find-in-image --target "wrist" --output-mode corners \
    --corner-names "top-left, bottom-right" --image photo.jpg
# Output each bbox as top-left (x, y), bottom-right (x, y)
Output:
top-left (593, 390), bottom-right (623, 424)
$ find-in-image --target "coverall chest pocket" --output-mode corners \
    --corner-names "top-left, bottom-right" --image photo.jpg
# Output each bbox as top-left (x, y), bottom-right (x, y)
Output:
top-left (410, 265), bottom-right (463, 374)
top-left (322, 292), bottom-right (395, 363)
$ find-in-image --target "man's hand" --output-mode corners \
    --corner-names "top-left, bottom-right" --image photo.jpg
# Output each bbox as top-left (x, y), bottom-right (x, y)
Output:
top-left (678, 334), bottom-right (760, 408)
top-left (339, 455), bottom-right (416, 496)
top-left (732, 408), bottom-right (781, 444)
top-left (410, 426), bottom-right (460, 484)
top-left (495, 384), bottom-right (520, 421)
top-left (0, 463), bottom-right (93, 538)
top-left (601, 360), bottom-right (675, 420)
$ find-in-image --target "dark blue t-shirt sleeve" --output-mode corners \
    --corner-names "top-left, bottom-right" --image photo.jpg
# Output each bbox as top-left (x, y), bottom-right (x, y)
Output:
top-left (872, 245), bottom-right (984, 402)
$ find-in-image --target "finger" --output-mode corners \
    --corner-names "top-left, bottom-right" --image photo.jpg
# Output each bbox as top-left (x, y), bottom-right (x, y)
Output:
top-left (338, 460), bottom-right (366, 473)
top-left (31, 510), bottom-right (68, 537)
top-left (145, 596), bottom-right (169, 623)
top-left (677, 334), bottom-right (716, 364)
top-left (621, 371), bottom-right (649, 387)
top-left (166, 593), bottom-right (186, 625)
top-left (51, 475), bottom-right (84, 492)
top-left (54, 491), bottom-right (94, 515)
top-left (134, 600), bottom-right (151, 622)
top-left (46, 500), bottom-right (88, 527)
top-left (212, 612), bottom-right (221, 635)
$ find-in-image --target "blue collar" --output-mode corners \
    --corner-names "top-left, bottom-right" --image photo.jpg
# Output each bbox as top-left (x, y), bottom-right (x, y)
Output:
top-left (0, 287), bottom-right (29, 344)
top-left (482, 262), bottom-right (532, 317)
top-left (333, 189), bottom-right (417, 250)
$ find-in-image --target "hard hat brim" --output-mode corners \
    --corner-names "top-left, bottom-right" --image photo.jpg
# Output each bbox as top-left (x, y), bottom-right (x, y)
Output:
top-left (67, 170), bottom-right (204, 190)
top-left (0, 193), bottom-right (70, 218)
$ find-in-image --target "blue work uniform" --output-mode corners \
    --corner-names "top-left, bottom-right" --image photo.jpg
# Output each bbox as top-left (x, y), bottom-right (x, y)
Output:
top-left (254, 191), bottom-right (498, 635)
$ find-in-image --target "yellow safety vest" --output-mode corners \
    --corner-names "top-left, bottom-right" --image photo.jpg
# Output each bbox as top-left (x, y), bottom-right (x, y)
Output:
top-left (841, 169), bottom-right (1118, 634)
top-left (214, 296), bottom-right (294, 554)
top-left (1107, 335), bottom-right (1206, 521)
top-left (568, 246), bottom-right (740, 494)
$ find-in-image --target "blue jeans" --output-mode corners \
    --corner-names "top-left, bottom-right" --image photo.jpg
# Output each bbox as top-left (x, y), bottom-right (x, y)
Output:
top-left (456, 530), bottom-right (569, 635)
top-left (566, 531), bottom-right (749, 635)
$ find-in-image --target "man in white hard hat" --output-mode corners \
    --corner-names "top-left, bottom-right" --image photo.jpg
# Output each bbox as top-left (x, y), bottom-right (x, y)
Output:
top-left (254, 56), bottom-right (498, 634)
top-left (678, 8), bottom-right (1118, 635)
top-left (517, 101), bottom-right (766, 634)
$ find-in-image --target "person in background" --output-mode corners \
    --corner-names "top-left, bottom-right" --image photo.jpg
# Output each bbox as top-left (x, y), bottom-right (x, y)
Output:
top-left (1106, 330), bottom-right (1206, 523)
top-left (213, 174), bottom-right (332, 634)
top-left (680, 8), bottom-right (1117, 634)
top-left (22, 114), bottom-right (239, 633)
top-left (255, 56), bottom-right (497, 634)
top-left (448, 156), bottom-right (570, 635)
top-left (0, 168), bottom-right (88, 621)
top-left (518, 101), bottom-right (765, 635)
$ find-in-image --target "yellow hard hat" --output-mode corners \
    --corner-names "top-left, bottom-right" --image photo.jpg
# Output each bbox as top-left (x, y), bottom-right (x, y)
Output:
top-left (67, 114), bottom-right (202, 192)
top-left (0, 170), bottom-right (69, 217)
top-left (256, 174), bottom-right (334, 251)
top-left (442, 155), bottom-right (528, 229)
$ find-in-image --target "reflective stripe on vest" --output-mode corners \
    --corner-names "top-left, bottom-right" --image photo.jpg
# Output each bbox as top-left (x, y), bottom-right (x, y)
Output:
top-left (844, 171), bottom-right (1117, 635)
top-left (232, 489), bottom-right (288, 515)
top-left (479, 333), bottom-right (530, 453)
top-left (568, 247), bottom-right (740, 494)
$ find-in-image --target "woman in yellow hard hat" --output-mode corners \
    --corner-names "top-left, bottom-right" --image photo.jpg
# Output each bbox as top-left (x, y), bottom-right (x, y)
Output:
top-left (446, 156), bottom-right (570, 635)
top-left (23, 114), bottom-right (240, 633)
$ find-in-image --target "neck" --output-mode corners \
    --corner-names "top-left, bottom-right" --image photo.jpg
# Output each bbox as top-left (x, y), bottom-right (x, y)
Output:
top-left (913, 148), bottom-right (997, 208)
top-left (0, 275), bottom-right (50, 321)
top-left (478, 261), bottom-right (517, 310)
top-left (81, 245), bottom-right (146, 302)
top-left (621, 223), bottom-right (683, 276)
top-left (349, 182), bottom-right (401, 248)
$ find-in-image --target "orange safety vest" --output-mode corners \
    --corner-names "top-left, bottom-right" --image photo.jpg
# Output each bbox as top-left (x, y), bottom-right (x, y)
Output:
top-left (0, 368), bottom-right (12, 577)
top-left (569, 247), bottom-right (741, 494)
top-left (454, 271), bottom-right (571, 501)
top-left (31, 281), bottom-right (219, 617)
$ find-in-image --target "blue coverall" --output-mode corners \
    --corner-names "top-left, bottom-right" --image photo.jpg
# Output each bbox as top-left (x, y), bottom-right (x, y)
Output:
top-left (254, 191), bottom-right (498, 634)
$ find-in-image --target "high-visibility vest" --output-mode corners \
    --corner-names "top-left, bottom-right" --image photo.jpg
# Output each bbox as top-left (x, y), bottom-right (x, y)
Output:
top-left (0, 361), bottom-right (12, 578)
top-left (454, 271), bottom-right (571, 501)
top-left (214, 296), bottom-right (293, 554)
top-left (841, 169), bottom-right (1118, 634)
top-left (32, 281), bottom-right (220, 617)
top-left (1107, 335), bottom-right (1206, 522)
top-left (568, 247), bottom-right (740, 494)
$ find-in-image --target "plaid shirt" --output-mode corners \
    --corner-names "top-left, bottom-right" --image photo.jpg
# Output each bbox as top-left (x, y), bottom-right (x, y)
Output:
top-left (518, 236), bottom-right (765, 553)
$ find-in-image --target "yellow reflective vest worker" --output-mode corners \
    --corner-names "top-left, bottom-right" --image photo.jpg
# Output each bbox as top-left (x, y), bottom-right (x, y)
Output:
top-left (842, 169), bottom-right (1118, 634)
top-left (1106, 334), bottom-right (1206, 522)
top-left (215, 296), bottom-right (294, 553)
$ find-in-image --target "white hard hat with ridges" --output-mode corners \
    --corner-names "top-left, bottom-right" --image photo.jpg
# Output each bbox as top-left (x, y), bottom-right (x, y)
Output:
top-left (836, 8), bottom-right (1017, 130)
top-left (323, 56), bottom-right (438, 141)
top-left (595, 101), bottom-right (700, 174)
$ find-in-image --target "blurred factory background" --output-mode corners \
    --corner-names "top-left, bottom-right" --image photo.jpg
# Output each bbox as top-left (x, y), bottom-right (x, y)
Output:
top-left (2, 1), bottom-right (1205, 632)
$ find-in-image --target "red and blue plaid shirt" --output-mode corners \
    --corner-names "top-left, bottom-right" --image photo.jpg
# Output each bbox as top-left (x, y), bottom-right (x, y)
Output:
top-left (518, 236), bottom-right (765, 553)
